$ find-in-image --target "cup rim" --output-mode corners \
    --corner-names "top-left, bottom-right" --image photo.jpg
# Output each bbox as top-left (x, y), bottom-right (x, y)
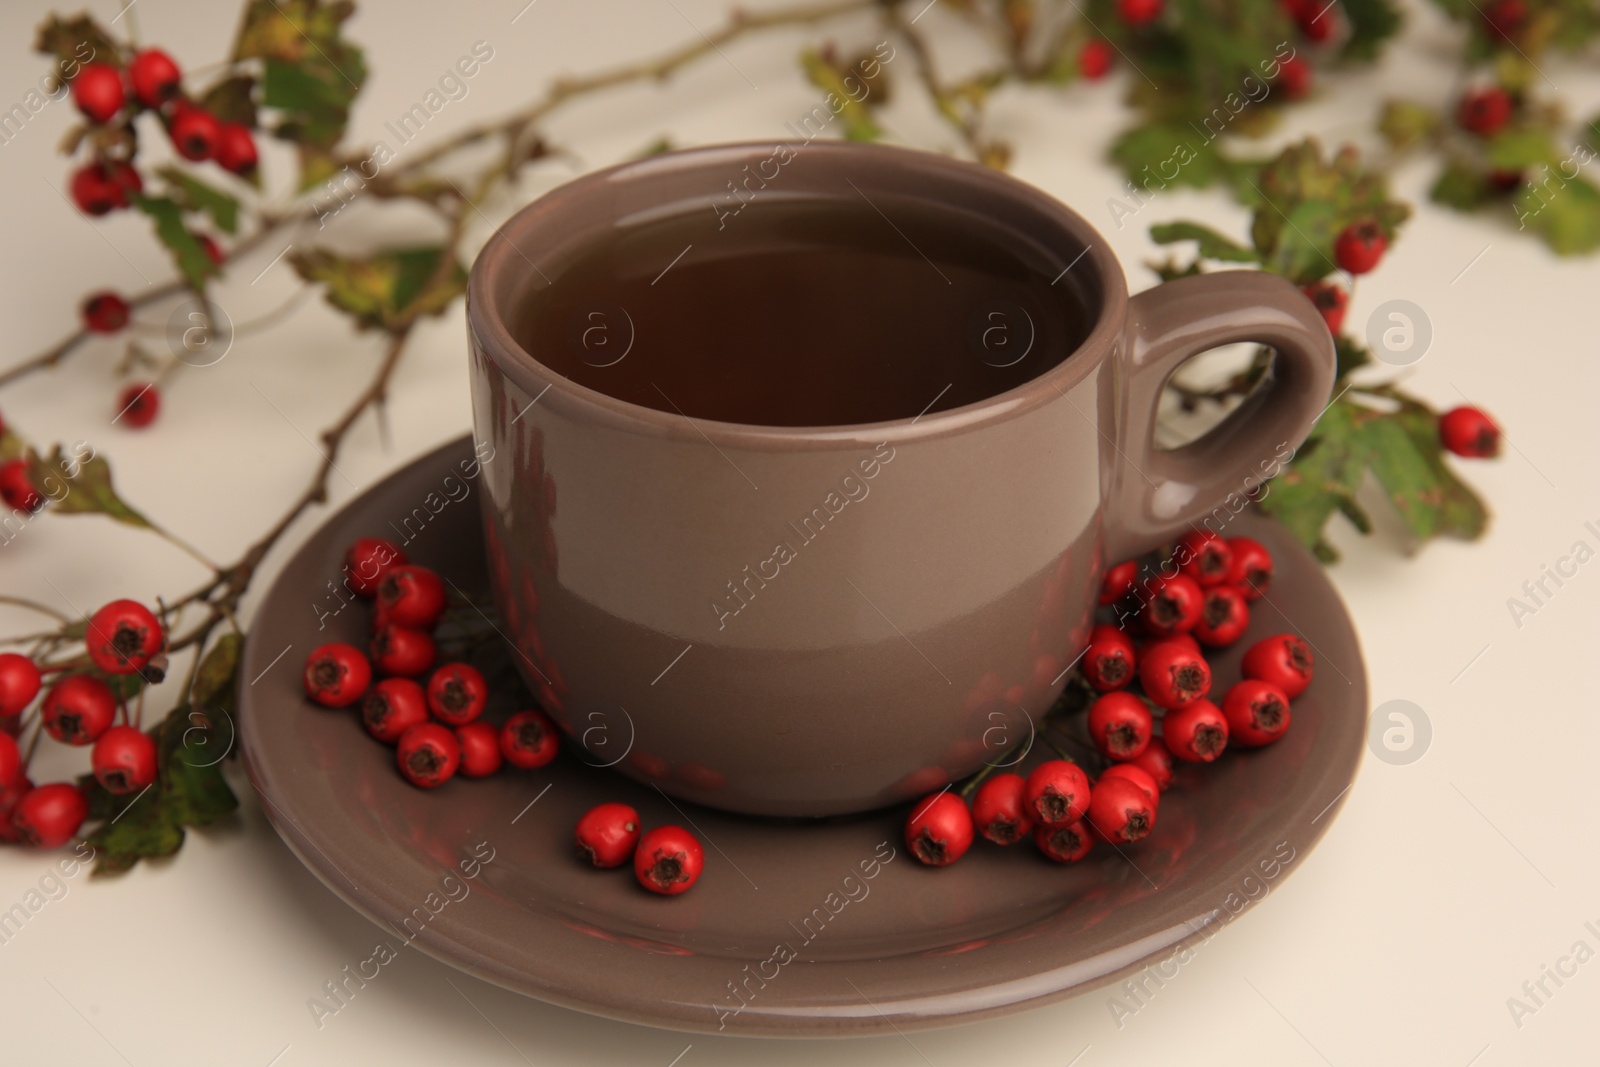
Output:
top-left (467, 140), bottom-right (1128, 448)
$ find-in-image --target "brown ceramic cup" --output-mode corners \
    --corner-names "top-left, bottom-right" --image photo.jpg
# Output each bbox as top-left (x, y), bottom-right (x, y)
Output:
top-left (465, 141), bottom-right (1333, 818)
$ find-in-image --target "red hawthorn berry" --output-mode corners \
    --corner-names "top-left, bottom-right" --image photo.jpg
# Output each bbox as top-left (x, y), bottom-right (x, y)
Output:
top-left (1193, 584), bottom-right (1251, 648)
top-left (396, 721), bottom-right (460, 788)
top-left (905, 791), bottom-right (974, 866)
top-left (1163, 699), bottom-right (1230, 763)
top-left (634, 825), bottom-right (705, 894)
top-left (1024, 759), bottom-right (1092, 825)
top-left (377, 565), bottom-right (448, 629)
top-left (1138, 638), bottom-right (1212, 710)
top-left (575, 802), bottom-right (641, 868)
top-left (1276, 54), bottom-right (1312, 99)
top-left (0, 775), bottom-right (33, 844)
top-left (1128, 742), bottom-right (1175, 792)
top-left (971, 773), bottom-right (1034, 845)
top-left (169, 104), bottom-right (221, 161)
top-left (1221, 679), bottom-right (1293, 747)
top-left (41, 675), bottom-right (116, 746)
top-left (454, 721), bottom-right (503, 777)
top-left (1142, 573), bottom-right (1204, 637)
top-left (107, 161), bottom-right (143, 199)
top-left (70, 163), bottom-right (126, 216)
top-left (1034, 818), bottom-right (1093, 863)
top-left (1087, 775), bottom-right (1157, 844)
top-left (1083, 623), bottom-right (1137, 692)
top-left (1240, 633), bottom-right (1314, 699)
top-left (85, 599), bottom-right (164, 676)
top-left (1483, 0), bottom-right (1526, 39)
top-left (0, 732), bottom-right (19, 789)
top-left (214, 122), bottom-right (259, 175)
top-left (1176, 530), bottom-right (1232, 586)
top-left (0, 653), bottom-right (43, 717)
top-left (1487, 168), bottom-right (1524, 192)
top-left (500, 709), bottom-right (559, 769)
top-left (198, 235), bottom-right (225, 266)
top-left (1117, 0), bottom-right (1163, 26)
top-left (1439, 406), bottom-right (1501, 458)
top-left (1087, 691), bottom-right (1153, 760)
top-left (302, 642), bottom-right (372, 708)
top-left (426, 663), bottom-right (488, 725)
top-left (1079, 39), bottom-right (1113, 79)
top-left (128, 49), bottom-right (182, 108)
top-left (116, 382), bottom-right (160, 429)
top-left (361, 677), bottom-right (429, 744)
top-left (13, 782), bottom-right (88, 849)
top-left (1099, 560), bottom-right (1139, 606)
top-left (0, 460), bottom-right (42, 513)
top-left (370, 623), bottom-right (435, 678)
top-left (72, 63), bottom-right (125, 124)
top-left (1457, 86), bottom-right (1513, 137)
top-left (83, 291), bottom-right (131, 334)
top-left (1098, 762), bottom-right (1160, 803)
top-left (1290, 0), bottom-right (1338, 42)
top-left (1224, 536), bottom-right (1274, 600)
top-left (91, 725), bottom-right (158, 794)
top-left (1301, 280), bottom-right (1347, 336)
top-left (1334, 220), bottom-right (1387, 274)
top-left (344, 536), bottom-right (407, 597)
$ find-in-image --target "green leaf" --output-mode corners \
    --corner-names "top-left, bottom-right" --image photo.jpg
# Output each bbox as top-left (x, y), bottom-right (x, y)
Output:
top-left (1334, 334), bottom-right (1371, 379)
top-left (1149, 221), bottom-right (1261, 262)
top-left (1380, 395), bottom-right (1490, 540)
top-left (292, 245), bottom-right (468, 331)
top-left (133, 195), bottom-right (220, 289)
top-left (1429, 161), bottom-right (1492, 211)
top-left (159, 706), bottom-right (239, 828)
top-left (191, 632), bottom-right (244, 709)
top-left (1485, 129), bottom-right (1560, 170)
top-left (1377, 100), bottom-right (1439, 152)
top-left (1257, 400), bottom-right (1370, 554)
top-left (235, 0), bottom-right (366, 157)
top-left (26, 446), bottom-right (151, 528)
top-left (1514, 174), bottom-right (1600, 255)
top-left (1341, 0), bottom-right (1405, 61)
top-left (159, 167), bottom-right (241, 235)
top-left (1111, 123), bottom-right (1229, 192)
top-left (1361, 416), bottom-right (1445, 539)
top-left (87, 789), bottom-right (184, 876)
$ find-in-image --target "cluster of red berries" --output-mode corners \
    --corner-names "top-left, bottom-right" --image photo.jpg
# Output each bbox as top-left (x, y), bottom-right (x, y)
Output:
top-left (903, 531), bottom-right (1313, 868)
top-left (301, 537), bottom-right (560, 789)
top-left (0, 598), bottom-right (168, 849)
top-left (571, 802), bottom-right (705, 896)
top-left (69, 47), bottom-right (257, 219)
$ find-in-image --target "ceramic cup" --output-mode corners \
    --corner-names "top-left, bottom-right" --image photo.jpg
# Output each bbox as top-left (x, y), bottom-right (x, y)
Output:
top-left (465, 141), bottom-right (1333, 818)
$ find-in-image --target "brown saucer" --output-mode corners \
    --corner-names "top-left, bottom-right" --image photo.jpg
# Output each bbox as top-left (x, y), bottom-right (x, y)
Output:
top-left (238, 435), bottom-right (1367, 1037)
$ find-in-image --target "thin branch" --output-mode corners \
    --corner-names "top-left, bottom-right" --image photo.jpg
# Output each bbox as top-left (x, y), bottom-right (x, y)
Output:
top-left (389, 0), bottom-right (878, 177)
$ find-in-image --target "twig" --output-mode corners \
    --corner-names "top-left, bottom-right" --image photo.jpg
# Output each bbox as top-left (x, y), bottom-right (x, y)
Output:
top-left (389, 0), bottom-right (878, 177)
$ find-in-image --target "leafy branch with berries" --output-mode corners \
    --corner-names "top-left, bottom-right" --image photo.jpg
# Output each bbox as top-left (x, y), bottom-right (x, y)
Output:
top-left (0, 0), bottom-right (1547, 872)
top-left (1147, 139), bottom-right (1498, 562)
top-left (1379, 0), bottom-right (1600, 255)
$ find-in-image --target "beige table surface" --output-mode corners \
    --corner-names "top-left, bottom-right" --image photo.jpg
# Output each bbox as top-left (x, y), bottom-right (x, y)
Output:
top-left (1, 0), bottom-right (1596, 1063)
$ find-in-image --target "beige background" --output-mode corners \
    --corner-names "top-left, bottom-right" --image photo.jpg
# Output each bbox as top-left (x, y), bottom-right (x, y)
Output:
top-left (0, 0), bottom-right (1597, 1063)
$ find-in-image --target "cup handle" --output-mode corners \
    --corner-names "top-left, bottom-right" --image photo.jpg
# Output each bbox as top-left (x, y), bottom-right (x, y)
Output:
top-left (1103, 271), bottom-right (1336, 561)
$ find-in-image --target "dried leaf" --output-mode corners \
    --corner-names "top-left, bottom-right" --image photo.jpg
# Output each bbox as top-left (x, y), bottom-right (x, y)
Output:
top-left (27, 445), bottom-right (152, 528)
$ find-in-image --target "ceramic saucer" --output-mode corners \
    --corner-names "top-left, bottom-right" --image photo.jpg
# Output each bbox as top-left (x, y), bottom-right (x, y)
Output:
top-left (239, 435), bottom-right (1367, 1037)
